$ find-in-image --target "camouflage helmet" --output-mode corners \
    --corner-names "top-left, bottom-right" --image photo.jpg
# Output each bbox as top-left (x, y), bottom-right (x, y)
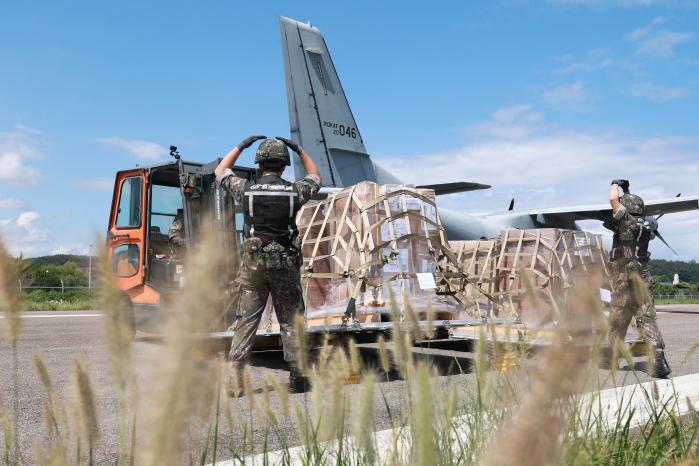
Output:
top-left (254, 139), bottom-right (290, 166)
top-left (620, 193), bottom-right (644, 216)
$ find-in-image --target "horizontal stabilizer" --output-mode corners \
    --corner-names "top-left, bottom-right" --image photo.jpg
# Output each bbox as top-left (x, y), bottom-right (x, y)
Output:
top-left (416, 182), bottom-right (491, 196)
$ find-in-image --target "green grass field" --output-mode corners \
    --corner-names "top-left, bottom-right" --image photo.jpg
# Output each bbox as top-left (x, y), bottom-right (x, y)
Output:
top-left (21, 289), bottom-right (98, 311)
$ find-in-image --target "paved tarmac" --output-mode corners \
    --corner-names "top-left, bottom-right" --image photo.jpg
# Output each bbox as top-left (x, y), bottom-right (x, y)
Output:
top-left (0, 305), bottom-right (697, 464)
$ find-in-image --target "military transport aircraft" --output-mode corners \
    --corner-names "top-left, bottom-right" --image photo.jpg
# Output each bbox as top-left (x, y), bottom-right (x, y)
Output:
top-left (279, 16), bottom-right (699, 251)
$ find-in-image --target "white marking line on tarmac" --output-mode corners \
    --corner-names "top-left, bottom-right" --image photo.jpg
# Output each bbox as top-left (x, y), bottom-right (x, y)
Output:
top-left (214, 372), bottom-right (699, 466)
top-left (0, 313), bottom-right (104, 319)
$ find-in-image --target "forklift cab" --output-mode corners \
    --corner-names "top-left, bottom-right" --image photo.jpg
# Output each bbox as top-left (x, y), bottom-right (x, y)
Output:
top-left (106, 158), bottom-right (256, 331)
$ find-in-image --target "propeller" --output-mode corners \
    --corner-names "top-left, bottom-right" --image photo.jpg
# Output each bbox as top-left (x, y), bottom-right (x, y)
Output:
top-left (508, 198), bottom-right (515, 211)
top-left (654, 230), bottom-right (679, 256)
top-left (644, 194), bottom-right (681, 256)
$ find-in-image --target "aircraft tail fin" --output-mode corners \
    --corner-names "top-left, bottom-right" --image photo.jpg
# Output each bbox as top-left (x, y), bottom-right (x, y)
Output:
top-left (280, 16), bottom-right (377, 187)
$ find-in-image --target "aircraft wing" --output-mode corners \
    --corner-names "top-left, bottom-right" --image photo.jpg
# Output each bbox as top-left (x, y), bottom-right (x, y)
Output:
top-left (484, 195), bottom-right (699, 227)
top-left (417, 182), bottom-right (491, 195)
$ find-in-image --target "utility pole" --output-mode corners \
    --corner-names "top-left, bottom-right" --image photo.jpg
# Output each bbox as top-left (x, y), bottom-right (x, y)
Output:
top-left (88, 244), bottom-right (93, 289)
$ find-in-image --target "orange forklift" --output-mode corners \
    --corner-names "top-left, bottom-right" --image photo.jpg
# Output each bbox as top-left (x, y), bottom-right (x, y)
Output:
top-left (106, 146), bottom-right (255, 333)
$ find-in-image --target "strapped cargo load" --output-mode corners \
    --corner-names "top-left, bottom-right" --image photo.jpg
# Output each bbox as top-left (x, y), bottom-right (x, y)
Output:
top-left (296, 181), bottom-right (475, 327)
top-left (447, 229), bottom-right (610, 341)
top-left (255, 184), bottom-right (608, 344)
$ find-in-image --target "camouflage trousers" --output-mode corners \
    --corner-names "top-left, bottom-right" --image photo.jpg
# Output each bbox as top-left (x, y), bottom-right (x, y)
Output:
top-left (227, 262), bottom-right (305, 368)
top-left (608, 264), bottom-right (664, 350)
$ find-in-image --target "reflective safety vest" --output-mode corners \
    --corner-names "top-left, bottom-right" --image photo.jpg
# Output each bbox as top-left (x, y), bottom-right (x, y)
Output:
top-left (242, 174), bottom-right (300, 247)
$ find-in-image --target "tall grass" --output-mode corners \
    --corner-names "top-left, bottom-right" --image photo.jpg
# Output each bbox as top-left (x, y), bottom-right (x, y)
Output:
top-left (0, 232), bottom-right (698, 465)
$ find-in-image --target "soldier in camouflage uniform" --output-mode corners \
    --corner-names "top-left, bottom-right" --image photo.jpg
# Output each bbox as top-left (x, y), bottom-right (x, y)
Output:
top-left (605, 179), bottom-right (670, 378)
top-left (168, 209), bottom-right (185, 256)
top-left (214, 135), bottom-right (321, 393)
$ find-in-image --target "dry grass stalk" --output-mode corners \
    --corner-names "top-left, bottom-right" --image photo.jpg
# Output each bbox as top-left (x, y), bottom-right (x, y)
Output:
top-left (243, 364), bottom-right (256, 413)
top-left (137, 219), bottom-right (224, 466)
top-left (311, 346), bottom-right (350, 441)
top-left (0, 238), bottom-right (23, 463)
top-left (293, 313), bottom-right (309, 373)
top-left (411, 362), bottom-right (437, 466)
top-left (390, 311), bottom-right (413, 380)
top-left (34, 355), bottom-right (63, 440)
top-left (480, 271), bottom-right (604, 466)
top-left (260, 381), bottom-right (279, 429)
top-left (377, 335), bottom-right (390, 375)
top-left (348, 338), bottom-right (362, 375)
top-left (221, 366), bottom-right (237, 434)
top-left (403, 294), bottom-right (420, 340)
top-left (0, 238), bottom-right (23, 344)
top-left (95, 238), bottom-right (137, 465)
top-left (73, 357), bottom-right (99, 457)
top-left (97, 241), bottom-right (133, 389)
top-left (352, 371), bottom-right (376, 464)
top-left (266, 373), bottom-right (289, 418)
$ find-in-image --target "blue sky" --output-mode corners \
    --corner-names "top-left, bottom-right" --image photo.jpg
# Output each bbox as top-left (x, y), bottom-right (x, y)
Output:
top-left (1, 0), bottom-right (698, 259)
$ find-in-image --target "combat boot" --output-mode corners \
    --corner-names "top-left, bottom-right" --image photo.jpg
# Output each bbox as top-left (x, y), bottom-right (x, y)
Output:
top-left (288, 367), bottom-right (310, 394)
top-left (649, 349), bottom-right (671, 379)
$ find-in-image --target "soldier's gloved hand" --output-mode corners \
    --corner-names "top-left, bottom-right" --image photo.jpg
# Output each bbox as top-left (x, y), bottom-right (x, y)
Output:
top-left (275, 136), bottom-right (301, 154)
top-left (237, 135), bottom-right (266, 151)
top-left (618, 179), bottom-right (630, 190)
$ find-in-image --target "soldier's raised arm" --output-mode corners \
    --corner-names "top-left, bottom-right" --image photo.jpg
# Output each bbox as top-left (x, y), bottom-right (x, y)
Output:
top-left (610, 179), bottom-right (630, 218)
top-left (276, 137), bottom-right (322, 181)
top-left (214, 135), bottom-right (266, 177)
top-left (610, 180), bottom-right (622, 214)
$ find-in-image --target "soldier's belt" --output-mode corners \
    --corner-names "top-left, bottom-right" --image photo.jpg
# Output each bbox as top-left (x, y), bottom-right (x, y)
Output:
top-left (247, 216), bottom-right (292, 226)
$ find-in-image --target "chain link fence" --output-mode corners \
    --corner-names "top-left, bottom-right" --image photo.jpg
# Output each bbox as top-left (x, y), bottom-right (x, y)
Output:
top-left (654, 294), bottom-right (699, 303)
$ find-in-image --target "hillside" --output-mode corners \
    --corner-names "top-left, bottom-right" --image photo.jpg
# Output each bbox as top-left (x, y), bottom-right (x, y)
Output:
top-left (648, 259), bottom-right (699, 284)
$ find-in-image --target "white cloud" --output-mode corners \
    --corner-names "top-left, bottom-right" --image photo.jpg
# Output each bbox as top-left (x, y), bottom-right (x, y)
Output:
top-left (0, 130), bottom-right (42, 186)
top-left (380, 104), bottom-right (699, 259)
top-left (466, 104), bottom-right (545, 139)
top-left (0, 211), bottom-right (49, 257)
top-left (0, 211), bottom-right (88, 258)
top-left (542, 81), bottom-right (594, 110)
top-left (629, 81), bottom-right (690, 101)
top-left (636, 30), bottom-right (694, 58)
top-left (627, 16), bottom-right (666, 40)
top-left (627, 17), bottom-right (694, 58)
top-left (555, 48), bottom-right (617, 75)
top-left (100, 137), bottom-right (167, 161)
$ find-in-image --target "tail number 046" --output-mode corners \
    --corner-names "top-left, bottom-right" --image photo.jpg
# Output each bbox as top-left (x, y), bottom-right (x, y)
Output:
top-left (333, 125), bottom-right (357, 139)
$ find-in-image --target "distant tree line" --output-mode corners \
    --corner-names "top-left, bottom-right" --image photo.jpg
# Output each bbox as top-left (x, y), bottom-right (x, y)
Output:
top-left (648, 259), bottom-right (699, 295)
top-left (15, 254), bottom-right (699, 295)
top-left (18, 254), bottom-right (96, 288)
top-left (648, 259), bottom-right (699, 283)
